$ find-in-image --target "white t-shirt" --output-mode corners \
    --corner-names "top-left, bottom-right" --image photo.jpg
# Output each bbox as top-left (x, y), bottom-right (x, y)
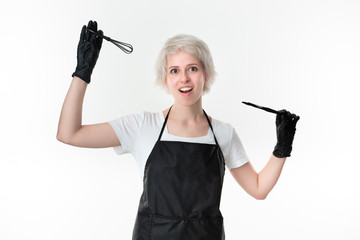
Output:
top-left (108, 111), bottom-right (249, 180)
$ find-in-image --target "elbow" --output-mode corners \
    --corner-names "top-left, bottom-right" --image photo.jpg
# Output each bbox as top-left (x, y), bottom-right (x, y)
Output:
top-left (254, 195), bottom-right (267, 200)
top-left (56, 134), bottom-right (66, 144)
top-left (253, 191), bottom-right (268, 200)
top-left (56, 132), bottom-right (71, 144)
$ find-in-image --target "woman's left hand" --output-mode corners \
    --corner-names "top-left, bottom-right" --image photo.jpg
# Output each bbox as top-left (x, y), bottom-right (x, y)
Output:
top-left (272, 110), bottom-right (300, 158)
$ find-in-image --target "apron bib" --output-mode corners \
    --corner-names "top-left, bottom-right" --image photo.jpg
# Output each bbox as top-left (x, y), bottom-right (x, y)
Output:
top-left (132, 107), bottom-right (226, 240)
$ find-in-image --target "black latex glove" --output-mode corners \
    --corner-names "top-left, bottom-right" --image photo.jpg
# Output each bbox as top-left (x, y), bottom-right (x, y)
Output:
top-left (273, 110), bottom-right (300, 158)
top-left (72, 20), bottom-right (103, 84)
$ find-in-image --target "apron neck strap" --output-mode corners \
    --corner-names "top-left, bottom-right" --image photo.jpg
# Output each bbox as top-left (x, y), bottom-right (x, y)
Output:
top-left (202, 109), bottom-right (219, 146)
top-left (158, 106), bottom-right (219, 146)
top-left (158, 105), bottom-right (172, 141)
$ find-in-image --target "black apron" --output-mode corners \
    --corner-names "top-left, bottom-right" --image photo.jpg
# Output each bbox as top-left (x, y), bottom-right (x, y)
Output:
top-left (132, 107), bottom-right (226, 240)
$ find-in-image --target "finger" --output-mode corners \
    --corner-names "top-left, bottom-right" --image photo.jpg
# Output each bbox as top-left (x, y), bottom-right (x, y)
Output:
top-left (280, 110), bottom-right (293, 120)
top-left (90, 30), bottom-right (97, 44)
top-left (80, 25), bottom-right (86, 42)
top-left (286, 113), bottom-right (299, 130)
top-left (282, 113), bottom-right (290, 124)
top-left (96, 30), bottom-right (104, 50)
top-left (97, 29), bottom-right (104, 37)
top-left (89, 28), bottom-right (99, 46)
top-left (88, 20), bottom-right (94, 30)
top-left (85, 21), bottom-right (93, 41)
top-left (284, 112), bottom-right (293, 122)
top-left (276, 112), bottom-right (283, 126)
top-left (286, 112), bottom-right (300, 122)
top-left (288, 113), bottom-right (297, 127)
top-left (293, 115), bottom-right (300, 126)
top-left (93, 21), bottom-right (98, 32)
top-left (278, 109), bottom-right (287, 115)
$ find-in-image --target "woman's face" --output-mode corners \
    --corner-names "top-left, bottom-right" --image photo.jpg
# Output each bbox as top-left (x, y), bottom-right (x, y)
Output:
top-left (165, 50), bottom-right (207, 107)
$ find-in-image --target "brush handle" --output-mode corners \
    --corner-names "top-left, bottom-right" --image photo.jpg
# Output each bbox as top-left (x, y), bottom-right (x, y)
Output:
top-left (242, 101), bottom-right (279, 114)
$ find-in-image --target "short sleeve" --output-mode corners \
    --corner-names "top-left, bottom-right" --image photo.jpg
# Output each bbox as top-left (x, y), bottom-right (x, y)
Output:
top-left (108, 111), bottom-right (145, 155)
top-left (224, 126), bottom-right (250, 170)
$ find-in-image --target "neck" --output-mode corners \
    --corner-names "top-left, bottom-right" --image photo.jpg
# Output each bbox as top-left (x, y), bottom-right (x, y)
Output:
top-left (170, 100), bottom-right (204, 122)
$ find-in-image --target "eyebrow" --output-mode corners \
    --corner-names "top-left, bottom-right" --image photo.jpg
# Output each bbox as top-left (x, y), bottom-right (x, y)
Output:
top-left (168, 63), bottom-right (199, 69)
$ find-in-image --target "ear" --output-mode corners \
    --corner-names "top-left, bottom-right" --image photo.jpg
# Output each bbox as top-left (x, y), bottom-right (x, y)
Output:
top-left (204, 74), bottom-right (208, 82)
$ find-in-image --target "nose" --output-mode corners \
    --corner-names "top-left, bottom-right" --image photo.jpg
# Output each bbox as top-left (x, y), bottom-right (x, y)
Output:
top-left (180, 69), bottom-right (190, 83)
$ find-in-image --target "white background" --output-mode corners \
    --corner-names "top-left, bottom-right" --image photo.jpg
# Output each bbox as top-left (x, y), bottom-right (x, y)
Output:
top-left (1, 0), bottom-right (359, 239)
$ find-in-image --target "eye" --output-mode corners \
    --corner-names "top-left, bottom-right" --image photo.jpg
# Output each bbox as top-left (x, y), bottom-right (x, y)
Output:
top-left (189, 66), bottom-right (198, 72)
top-left (170, 69), bottom-right (178, 74)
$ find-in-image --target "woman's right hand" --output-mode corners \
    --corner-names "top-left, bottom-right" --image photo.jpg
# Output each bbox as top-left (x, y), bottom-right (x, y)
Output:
top-left (72, 20), bottom-right (103, 84)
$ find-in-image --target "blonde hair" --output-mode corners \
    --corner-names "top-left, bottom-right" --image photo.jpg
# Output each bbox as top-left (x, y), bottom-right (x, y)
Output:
top-left (155, 34), bottom-right (216, 94)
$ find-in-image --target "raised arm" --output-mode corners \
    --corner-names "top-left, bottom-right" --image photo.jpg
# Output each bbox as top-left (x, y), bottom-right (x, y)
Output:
top-left (230, 109), bottom-right (299, 199)
top-left (56, 20), bottom-right (120, 148)
top-left (56, 76), bottom-right (120, 148)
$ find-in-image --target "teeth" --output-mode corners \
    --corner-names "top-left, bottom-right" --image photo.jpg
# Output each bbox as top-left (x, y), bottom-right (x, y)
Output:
top-left (180, 87), bottom-right (192, 92)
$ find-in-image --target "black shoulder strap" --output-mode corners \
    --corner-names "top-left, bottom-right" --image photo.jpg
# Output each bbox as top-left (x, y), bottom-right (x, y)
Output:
top-left (158, 105), bottom-right (172, 141)
top-left (203, 109), bottom-right (219, 146)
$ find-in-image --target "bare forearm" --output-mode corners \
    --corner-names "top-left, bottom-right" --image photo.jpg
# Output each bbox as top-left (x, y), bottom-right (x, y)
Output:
top-left (257, 154), bottom-right (286, 198)
top-left (57, 77), bottom-right (87, 141)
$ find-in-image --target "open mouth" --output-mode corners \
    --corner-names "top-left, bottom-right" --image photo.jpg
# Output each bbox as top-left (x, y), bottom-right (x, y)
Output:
top-left (179, 87), bottom-right (193, 93)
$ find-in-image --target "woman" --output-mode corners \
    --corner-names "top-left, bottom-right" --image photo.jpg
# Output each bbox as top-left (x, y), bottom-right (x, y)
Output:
top-left (57, 20), bottom-right (299, 240)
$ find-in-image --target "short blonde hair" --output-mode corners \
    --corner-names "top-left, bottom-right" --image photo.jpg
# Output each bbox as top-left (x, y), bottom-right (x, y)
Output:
top-left (155, 34), bottom-right (216, 94)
